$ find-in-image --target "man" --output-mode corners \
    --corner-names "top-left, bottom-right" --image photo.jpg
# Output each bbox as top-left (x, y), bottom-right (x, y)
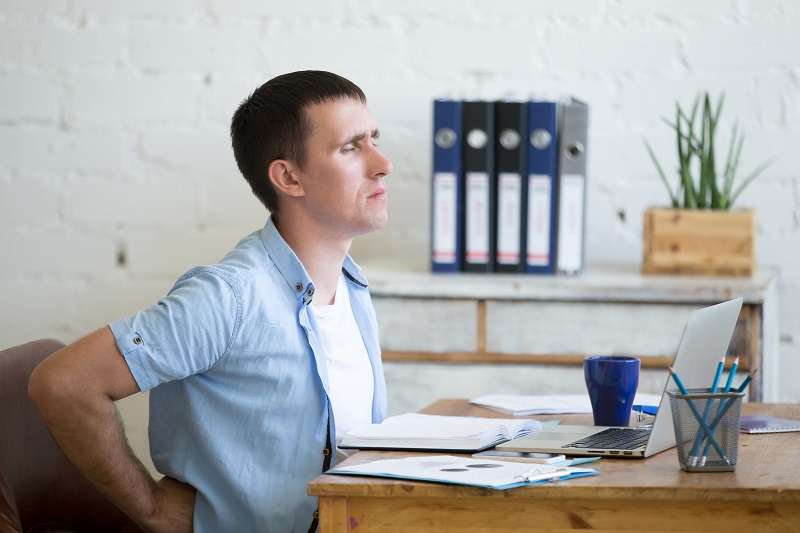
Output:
top-left (28, 70), bottom-right (392, 532)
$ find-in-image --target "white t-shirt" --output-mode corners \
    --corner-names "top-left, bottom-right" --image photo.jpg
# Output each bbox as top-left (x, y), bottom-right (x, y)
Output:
top-left (310, 274), bottom-right (375, 461)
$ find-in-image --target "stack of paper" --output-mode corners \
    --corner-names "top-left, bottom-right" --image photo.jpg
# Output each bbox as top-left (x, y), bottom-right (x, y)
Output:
top-left (339, 413), bottom-right (541, 452)
top-left (331, 454), bottom-right (598, 490)
top-left (470, 393), bottom-right (663, 416)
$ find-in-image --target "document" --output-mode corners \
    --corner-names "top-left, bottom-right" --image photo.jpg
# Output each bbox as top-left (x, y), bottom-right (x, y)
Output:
top-left (339, 413), bottom-right (541, 452)
top-left (740, 414), bottom-right (800, 434)
top-left (470, 393), bottom-right (663, 416)
top-left (330, 454), bottom-right (599, 490)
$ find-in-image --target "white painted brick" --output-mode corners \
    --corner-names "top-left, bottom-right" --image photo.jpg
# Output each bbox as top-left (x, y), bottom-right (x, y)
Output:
top-left (685, 21), bottom-right (800, 71)
top-left (0, 0), bottom-right (69, 18)
top-left (0, 24), bottom-right (38, 65)
top-left (196, 180), bottom-right (268, 233)
top-left (198, 75), bottom-right (264, 125)
top-left (129, 23), bottom-right (264, 72)
top-left (34, 26), bottom-right (124, 69)
top-left (545, 27), bottom-right (681, 72)
top-left (63, 178), bottom-right (198, 232)
top-left (0, 230), bottom-right (116, 276)
top-left (68, 0), bottom-right (203, 20)
top-left (0, 280), bottom-right (74, 347)
top-left (70, 279), bottom-right (175, 330)
top-left (732, 127), bottom-right (800, 177)
top-left (67, 72), bottom-right (201, 127)
top-left (125, 231), bottom-right (244, 277)
top-left (612, 0), bottom-right (738, 17)
top-left (739, 178), bottom-right (794, 231)
top-left (741, 0), bottom-right (800, 20)
top-left (0, 72), bottom-right (61, 123)
top-left (139, 127), bottom-right (238, 178)
top-left (0, 179), bottom-right (60, 228)
top-left (614, 74), bottom-right (767, 132)
top-left (264, 24), bottom-right (402, 78)
top-left (404, 26), bottom-right (545, 75)
top-left (0, 127), bottom-right (127, 175)
top-left (207, 0), bottom-right (337, 18)
top-left (364, 78), bottom-right (443, 128)
top-left (758, 233), bottom-right (800, 288)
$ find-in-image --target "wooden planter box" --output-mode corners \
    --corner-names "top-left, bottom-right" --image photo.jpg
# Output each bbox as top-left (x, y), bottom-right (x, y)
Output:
top-left (642, 208), bottom-right (756, 276)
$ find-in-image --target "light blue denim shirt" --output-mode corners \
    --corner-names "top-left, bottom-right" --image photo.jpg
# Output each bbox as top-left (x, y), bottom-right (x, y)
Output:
top-left (109, 218), bottom-right (388, 532)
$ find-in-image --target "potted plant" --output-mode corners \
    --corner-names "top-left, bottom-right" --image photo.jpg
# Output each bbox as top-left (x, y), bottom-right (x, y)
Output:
top-left (641, 92), bottom-right (773, 276)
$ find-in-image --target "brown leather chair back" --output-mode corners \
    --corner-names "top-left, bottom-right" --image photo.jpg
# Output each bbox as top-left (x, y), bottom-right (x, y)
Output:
top-left (0, 339), bottom-right (135, 533)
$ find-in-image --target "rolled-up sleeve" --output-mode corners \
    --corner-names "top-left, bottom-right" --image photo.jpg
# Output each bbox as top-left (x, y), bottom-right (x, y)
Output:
top-left (109, 267), bottom-right (241, 392)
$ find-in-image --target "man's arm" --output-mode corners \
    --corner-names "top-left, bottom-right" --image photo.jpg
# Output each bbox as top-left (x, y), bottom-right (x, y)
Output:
top-left (28, 326), bottom-right (196, 533)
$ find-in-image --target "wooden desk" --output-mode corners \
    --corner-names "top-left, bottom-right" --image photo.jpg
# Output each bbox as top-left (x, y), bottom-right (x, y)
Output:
top-left (309, 400), bottom-right (800, 532)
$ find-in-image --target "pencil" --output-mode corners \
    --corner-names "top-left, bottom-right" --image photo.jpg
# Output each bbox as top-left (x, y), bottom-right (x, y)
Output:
top-left (691, 356), bottom-right (725, 464)
top-left (704, 369), bottom-right (758, 436)
top-left (669, 367), bottom-right (730, 465)
top-left (668, 366), bottom-right (688, 394)
top-left (723, 356), bottom-right (739, 393)
top-left (699, 356), bottom-right (738, 465)
top-left (736, 369), bottom-right (758, 393)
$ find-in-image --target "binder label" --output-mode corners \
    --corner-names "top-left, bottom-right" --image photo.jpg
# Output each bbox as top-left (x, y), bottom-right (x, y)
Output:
top-left (432, 172), bottom-right (458, 262)
top-left (526, 174), bottom-right (552, 266)
top-left (465, 171), bottom-right (490, 263)
top-left (496, 172), bottom-right (522, 265)
top-left (557, 173), bottom-right (586, 273)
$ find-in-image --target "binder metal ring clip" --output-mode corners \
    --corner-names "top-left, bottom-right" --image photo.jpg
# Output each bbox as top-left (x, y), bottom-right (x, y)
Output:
top-left (564, 141), bottom-right (585, 160)
top-left (435, 128), bottom-right (457, 149)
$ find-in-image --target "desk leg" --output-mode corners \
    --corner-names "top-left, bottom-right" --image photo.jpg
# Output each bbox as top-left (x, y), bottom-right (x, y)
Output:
top-left (318, 496), bottom-right (349, 533)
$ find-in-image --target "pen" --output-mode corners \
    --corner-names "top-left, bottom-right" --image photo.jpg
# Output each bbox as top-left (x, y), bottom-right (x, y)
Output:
top-left (520, 467), bottom-right (570, 483)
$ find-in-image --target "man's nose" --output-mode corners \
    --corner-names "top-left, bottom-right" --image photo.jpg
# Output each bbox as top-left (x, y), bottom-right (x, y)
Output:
top-left (371, 146), bottom-right (393, 178)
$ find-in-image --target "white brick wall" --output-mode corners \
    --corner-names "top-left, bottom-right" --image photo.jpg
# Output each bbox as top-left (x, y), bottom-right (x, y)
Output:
top-left (2, 1), bottom-right (799, 470)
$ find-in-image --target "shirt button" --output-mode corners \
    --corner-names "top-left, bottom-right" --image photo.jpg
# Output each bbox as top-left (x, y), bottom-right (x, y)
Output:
top-left (295, 283), bottom-right (302, 291)
top-left (133, 336), bottom-right (143, 345)
top-left (307, 288), bottom-right (314, 296)
top-left (322, 448), bottom-right (330, 457)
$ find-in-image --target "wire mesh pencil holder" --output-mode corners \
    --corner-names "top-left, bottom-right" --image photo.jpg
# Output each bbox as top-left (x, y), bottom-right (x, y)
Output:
top-left (667, 388), bottom-right (745, 472)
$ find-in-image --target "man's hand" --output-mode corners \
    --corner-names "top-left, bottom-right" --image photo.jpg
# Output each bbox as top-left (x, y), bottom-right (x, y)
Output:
top-left (28, 327), bottom-right (196, 532)
top-left (140, 477), bottom-right (197, 533)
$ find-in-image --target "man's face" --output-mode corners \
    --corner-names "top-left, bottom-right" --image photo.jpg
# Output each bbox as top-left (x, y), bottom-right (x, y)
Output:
top-left (293, 98), bottom-right (393, 240)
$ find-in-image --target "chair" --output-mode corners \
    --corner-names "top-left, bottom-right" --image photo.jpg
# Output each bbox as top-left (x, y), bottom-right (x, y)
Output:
top-left (0, 339), bottom-right (137, 533)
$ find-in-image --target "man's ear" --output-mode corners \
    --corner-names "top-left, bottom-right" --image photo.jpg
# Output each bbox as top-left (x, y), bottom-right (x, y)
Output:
top-left (268, 160), bottom-right (305, 198)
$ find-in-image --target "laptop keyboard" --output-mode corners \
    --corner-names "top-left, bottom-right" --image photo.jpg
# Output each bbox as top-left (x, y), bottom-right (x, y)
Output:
top-left (563, 428), bottom-right (651, 450)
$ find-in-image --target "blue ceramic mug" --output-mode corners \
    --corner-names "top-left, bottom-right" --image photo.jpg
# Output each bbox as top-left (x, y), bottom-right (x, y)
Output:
top-left (584, 356), bottom-right (641, 427)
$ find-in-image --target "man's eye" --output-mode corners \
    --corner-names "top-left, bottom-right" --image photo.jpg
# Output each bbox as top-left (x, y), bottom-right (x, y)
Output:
top-left (342, 145), bottom-right (356, 153)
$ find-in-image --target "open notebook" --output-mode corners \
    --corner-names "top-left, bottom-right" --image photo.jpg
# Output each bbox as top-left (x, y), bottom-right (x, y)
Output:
top-left (339, 413), bottom-right (541, 453)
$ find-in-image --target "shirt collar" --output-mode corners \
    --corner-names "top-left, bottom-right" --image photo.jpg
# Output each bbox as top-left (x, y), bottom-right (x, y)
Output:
top-left (260, 217), bottom-right (369, 304)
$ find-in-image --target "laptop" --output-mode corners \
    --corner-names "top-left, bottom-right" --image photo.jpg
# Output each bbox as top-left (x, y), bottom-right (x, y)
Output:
top-left (497, 297), bottom-right (743, 458)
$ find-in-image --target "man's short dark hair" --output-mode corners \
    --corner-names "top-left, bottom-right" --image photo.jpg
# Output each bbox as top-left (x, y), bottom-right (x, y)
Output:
top-left (230, 70), bottom-right (367, 217)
